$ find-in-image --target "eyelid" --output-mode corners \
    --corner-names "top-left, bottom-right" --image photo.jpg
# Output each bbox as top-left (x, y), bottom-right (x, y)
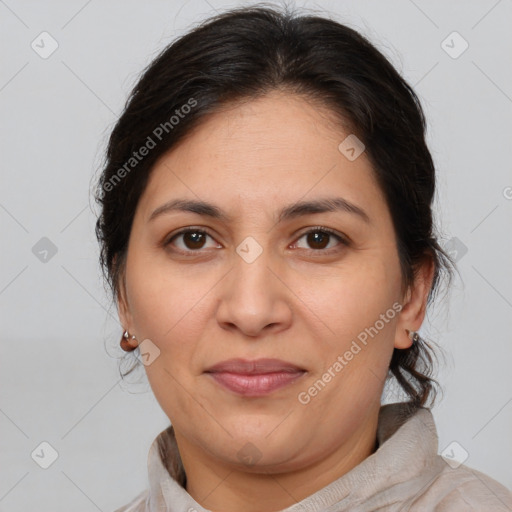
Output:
top-left (293, 225), bottom-right (350, 244)
top-left (290, 225), bottom-right (350, 252)
top-left (163, 226), bottom-right (218, 249)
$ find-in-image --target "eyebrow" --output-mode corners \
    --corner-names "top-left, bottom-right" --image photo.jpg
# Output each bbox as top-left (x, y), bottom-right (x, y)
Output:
top-left (148, 197), bottom-right (371, 224)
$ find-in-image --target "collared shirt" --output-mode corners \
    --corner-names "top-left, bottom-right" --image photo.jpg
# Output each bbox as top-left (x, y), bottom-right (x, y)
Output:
top-left (114, 402), bottom-right (512, 511)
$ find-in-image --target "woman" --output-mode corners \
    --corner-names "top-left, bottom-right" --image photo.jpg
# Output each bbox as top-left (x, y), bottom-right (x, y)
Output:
top-left (94, 4), bottom-right (512, 511)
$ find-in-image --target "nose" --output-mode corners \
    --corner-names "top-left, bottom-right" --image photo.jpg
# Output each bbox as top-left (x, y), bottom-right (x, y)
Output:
top-left (215, 247), bottom-right (293, 338)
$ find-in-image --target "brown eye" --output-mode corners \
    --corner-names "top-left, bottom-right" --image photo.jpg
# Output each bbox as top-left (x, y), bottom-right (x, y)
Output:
top-left (182, 231), bottom-right (207, 250)
top-left (306, 231), bottom-right (330, 250)
top-left (166, 229), bottom-right (219, 252)
top-left (294, 228), bottom-right (348, 252)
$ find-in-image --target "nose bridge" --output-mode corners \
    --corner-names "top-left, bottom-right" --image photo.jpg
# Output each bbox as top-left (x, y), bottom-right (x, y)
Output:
top-left (232, 235), bottom-right (276, 302)
top-left (215, 235), bottom-right (292, 335)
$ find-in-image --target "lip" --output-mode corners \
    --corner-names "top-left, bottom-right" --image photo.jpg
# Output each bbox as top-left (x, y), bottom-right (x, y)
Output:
top-left (204, 358), bottom-right (306, 397)
top-left (205, 358), bottom-right (305, 374)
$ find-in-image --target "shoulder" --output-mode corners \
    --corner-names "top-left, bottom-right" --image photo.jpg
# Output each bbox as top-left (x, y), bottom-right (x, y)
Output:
top-left (415, 457), bottom-right (512, 511)
top-left (112, 489), bottom-right (148, 512)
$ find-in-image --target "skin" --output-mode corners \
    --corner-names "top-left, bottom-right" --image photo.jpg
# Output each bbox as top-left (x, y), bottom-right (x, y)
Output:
top-left (117, 89), bottom-right (434, 512)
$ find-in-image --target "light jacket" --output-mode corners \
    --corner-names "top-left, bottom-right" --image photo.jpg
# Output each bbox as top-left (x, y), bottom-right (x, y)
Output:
top-left (114, 402), bottom-right (512, 511)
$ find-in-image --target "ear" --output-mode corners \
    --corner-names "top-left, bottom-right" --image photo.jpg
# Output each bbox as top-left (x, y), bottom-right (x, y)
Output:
top-left (395, 254), bottom-right (435, 349)
top-left (114, 254), bottom-right (137, 348)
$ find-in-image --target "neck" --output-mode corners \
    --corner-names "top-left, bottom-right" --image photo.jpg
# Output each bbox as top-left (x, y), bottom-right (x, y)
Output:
top-left (174, 406), bottom-right (380, 512)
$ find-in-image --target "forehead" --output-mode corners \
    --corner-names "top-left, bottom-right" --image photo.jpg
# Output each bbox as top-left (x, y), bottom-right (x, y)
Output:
top-left (137, 91), bottom-right (386, 222)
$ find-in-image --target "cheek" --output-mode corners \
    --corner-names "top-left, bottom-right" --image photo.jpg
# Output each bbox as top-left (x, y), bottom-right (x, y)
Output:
top-left (126, 267), bottom-right (206, 424)
top-left (124, 244), bottom-right (215, 342)
top-left (297, 255), bottom-right (401, 405)
top-left (302, 255), bottom-right (401, 342)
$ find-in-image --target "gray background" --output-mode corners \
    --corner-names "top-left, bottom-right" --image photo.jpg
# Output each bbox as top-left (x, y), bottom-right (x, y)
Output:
top-left (1, 0), bottom-right (511, 510)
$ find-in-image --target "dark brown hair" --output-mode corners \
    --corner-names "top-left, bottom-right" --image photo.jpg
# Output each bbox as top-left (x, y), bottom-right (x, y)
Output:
top-left (94, 3), bottom-right (454, 408)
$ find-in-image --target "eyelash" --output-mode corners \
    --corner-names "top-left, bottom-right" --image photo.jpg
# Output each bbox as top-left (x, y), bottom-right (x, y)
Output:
top-left (163, 226), bottom-right (350, 256)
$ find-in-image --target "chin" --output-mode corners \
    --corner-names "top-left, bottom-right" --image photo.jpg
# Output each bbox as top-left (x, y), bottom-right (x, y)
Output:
top-left (221, 425), bottom-right (305, 466)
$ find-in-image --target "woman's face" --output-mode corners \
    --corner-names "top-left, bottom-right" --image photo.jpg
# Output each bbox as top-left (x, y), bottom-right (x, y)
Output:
top-left (118, 90), bottom-right (421, 474)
